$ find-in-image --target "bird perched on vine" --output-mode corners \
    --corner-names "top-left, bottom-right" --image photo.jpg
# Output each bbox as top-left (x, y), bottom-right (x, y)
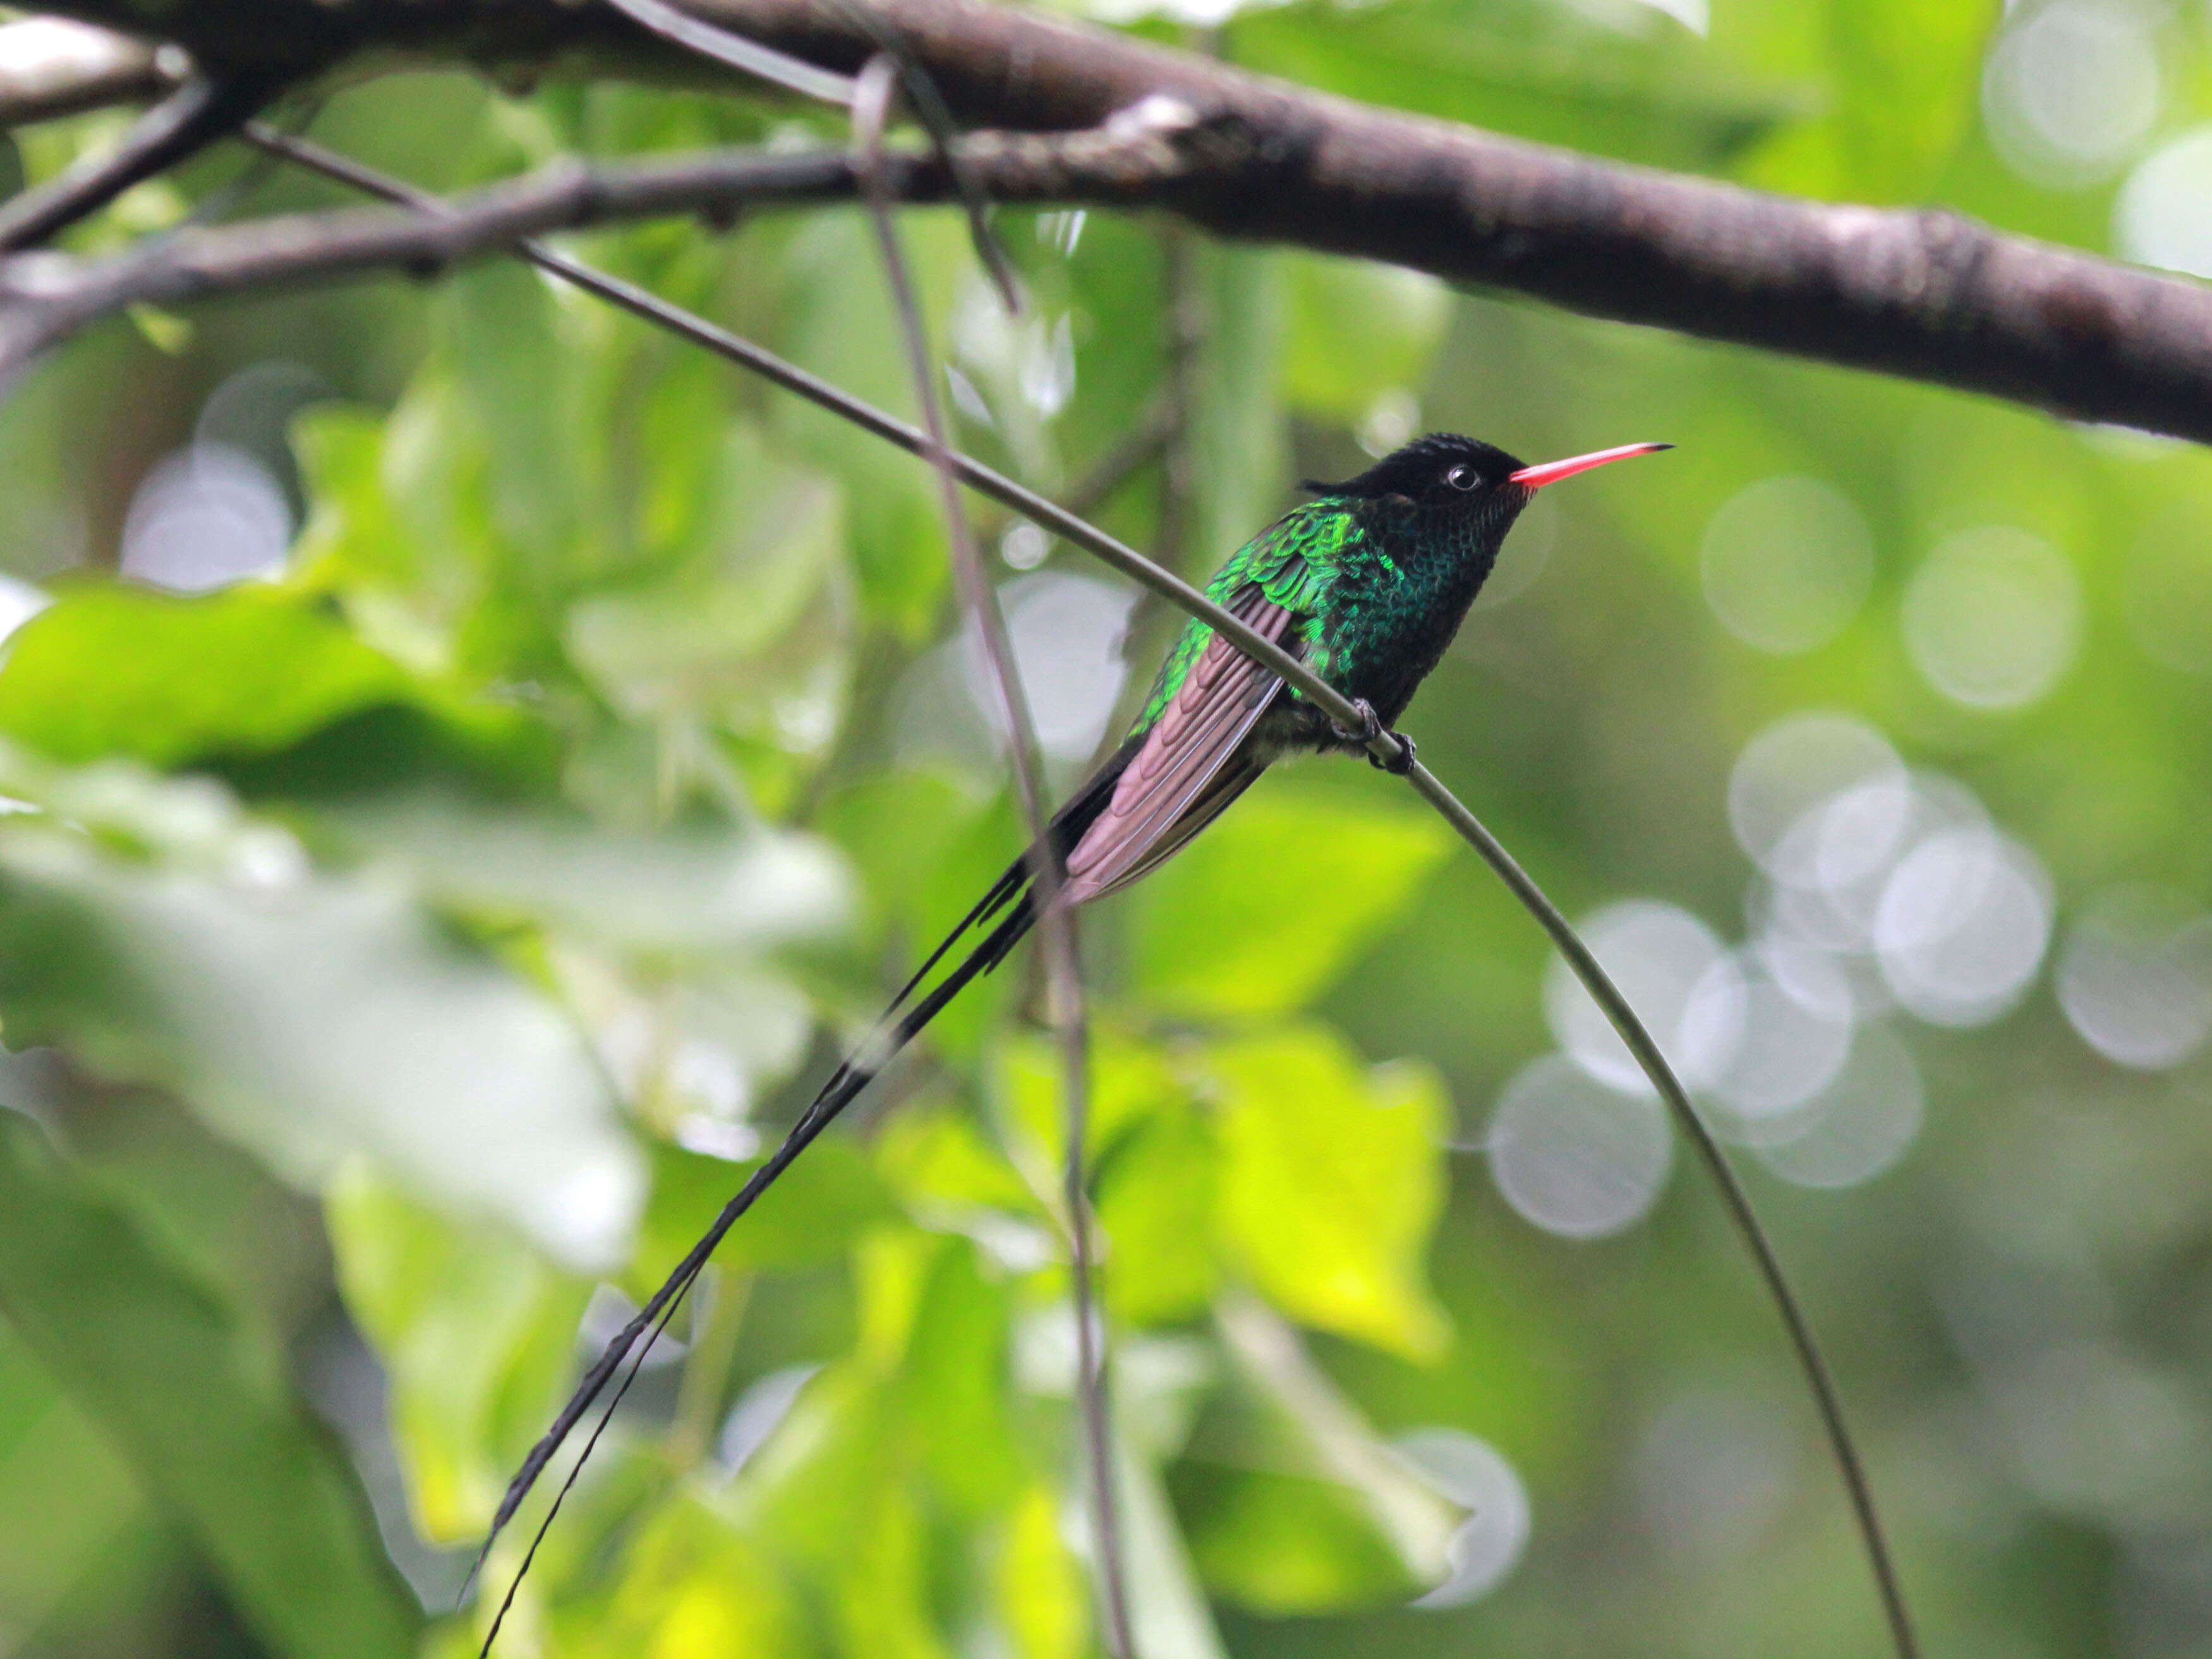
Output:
top-left (474, 430), bottom-right (1669, 1626)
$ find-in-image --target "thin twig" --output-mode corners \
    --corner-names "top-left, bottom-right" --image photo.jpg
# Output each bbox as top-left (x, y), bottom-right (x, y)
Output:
top-left (1, 119), bottom-right (1209, 387)
top-left (819, 0), bottom-right (1022, 313)
top-left (853, 57), bottom-right (1133, 1659)
top-left (603, 0), bottom-right (1022, 313)
top-left (251, 128), bottom-right (1916, 1659)
top-left (601, 0), bottom-right (857, 104)
top-left (1399, 769), bottom-right (1916, 1658)
top-left (0, 71), bottom-right (274, 251)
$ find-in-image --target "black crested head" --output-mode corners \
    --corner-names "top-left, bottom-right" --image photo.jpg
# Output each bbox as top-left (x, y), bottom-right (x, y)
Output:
top-left (1303, 433), bottom-right (1528, 507)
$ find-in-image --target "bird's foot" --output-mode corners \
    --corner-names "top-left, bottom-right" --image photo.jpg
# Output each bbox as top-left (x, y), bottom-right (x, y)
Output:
top-left (1329, 697), bottom-right (1382, 746)
top-left (1329, 699), bottom-right (1417, 776)
top-left (1370, 732), bottom-right (1417, 776)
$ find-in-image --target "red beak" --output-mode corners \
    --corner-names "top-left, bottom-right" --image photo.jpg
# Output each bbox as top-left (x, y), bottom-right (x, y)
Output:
top-left (1508, 442), bottom-right (1673, 490)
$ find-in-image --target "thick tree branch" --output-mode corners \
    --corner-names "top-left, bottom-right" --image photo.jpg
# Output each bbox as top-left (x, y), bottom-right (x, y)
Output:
top-left (16, 0), bottom-right (2212, 441)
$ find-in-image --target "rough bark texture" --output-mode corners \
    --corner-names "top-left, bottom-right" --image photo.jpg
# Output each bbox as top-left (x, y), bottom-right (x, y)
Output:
top-left (8, 0), bottom-right (2212, 440)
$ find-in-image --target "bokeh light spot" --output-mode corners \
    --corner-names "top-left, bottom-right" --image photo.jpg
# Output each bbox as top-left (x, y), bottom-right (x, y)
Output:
top-left (1710, 959), bottom-right (1854, 1133)
top-left (1544, 900), bottom-right (1744, 1094)
top-left (120, 443), bottom-right (293, 593)
top-left (1902, 526), bottom-right (2079, 710)
top-left (1398, 1429), bottom-right (1531, 1607)
top-left (1983, 0), bottom-right (2161, 187)
top-left (1754, 1023), bottom-right (1926, 1188)
top-left (2115, 126), bottom-right (2212, 279)
top-left (2057, 890), bottom-right (2212, 1070)
top-left (1728, 713), bottom-right (1906, 886)
top-left (960, 571), bottom-right (1136, 762)
top-left (1487, 1054), bottom-right (1673, 1238)
top-left (1698, 475), bottom-right (1873, 655)
top-left (1875, 827), bottom-right (2053, 1026)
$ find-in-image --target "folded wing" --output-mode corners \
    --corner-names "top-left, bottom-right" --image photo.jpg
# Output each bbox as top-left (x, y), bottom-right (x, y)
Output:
top-left (1059, 583), bottom-right (1296, 906)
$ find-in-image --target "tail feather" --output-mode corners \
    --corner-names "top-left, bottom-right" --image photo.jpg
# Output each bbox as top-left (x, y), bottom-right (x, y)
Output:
top-left (470, 900), bottom-right (1036, 1652)
top-left (469, 742), bottom-right (1139, 1643)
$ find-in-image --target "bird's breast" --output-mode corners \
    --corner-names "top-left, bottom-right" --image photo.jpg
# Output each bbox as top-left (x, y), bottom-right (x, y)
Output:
top-left (1317, 533), bottom-right (1489, 723)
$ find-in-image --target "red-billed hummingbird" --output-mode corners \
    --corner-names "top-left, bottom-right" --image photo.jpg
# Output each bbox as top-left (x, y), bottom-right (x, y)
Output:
top-left (473, 431), bottom-right (1671, 1609)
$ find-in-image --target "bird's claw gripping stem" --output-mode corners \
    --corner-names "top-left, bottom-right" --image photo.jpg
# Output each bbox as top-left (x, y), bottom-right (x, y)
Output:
top-left (1331, 699), bottom-right (1417, 776)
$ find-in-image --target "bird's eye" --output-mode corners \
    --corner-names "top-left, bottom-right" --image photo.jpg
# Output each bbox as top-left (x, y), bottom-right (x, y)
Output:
top-left (1445, 465), bottom-right (1480, 491)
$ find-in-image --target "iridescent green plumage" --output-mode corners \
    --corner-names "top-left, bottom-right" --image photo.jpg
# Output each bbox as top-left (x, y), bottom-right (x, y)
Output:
top-left (1134, 433), bottom-right (1532, 742)
top-left (1133, 498), bottom-right (1353, 730)
top-left (1061, 434), bottom-right (1537, 903)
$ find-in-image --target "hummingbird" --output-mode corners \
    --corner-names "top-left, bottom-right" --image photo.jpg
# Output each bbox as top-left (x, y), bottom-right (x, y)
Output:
top-left (473, 431), bottom-right (1670, 1626)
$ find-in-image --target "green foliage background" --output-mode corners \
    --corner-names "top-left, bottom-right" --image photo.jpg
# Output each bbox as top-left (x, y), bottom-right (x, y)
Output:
top-left (3, 0), bottom-right (2212, 1655)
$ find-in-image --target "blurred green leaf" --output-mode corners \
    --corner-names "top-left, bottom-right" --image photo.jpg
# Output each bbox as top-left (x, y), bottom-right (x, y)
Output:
top-left (1180, 1298), bottom-right (1455, 1612)
top-left (0, 584), bottom-right (408, 768)
top-left (631, 1137), bottom-right (895, 1296)
top-left (1097, 1102), bottom-right (1221, 1329)
top-left (1233, 0), bottom-right (1796, 171)
top-left (0, 1322), bottom-right (147, 1643)
top-left (905, 1236), bottom-right (1025, 1517)
top-left (568, 427), bottom-right (854, 752)
top-left (1180, 1466), bottom-right (1416, 1614)
top-left (1129, 788), bottom-right (1452, 1018)
top-left (995, 1482), bottom-right (1089, 1659)
top-left (0, 763), bottom-right (643, 1269)
top-left (742, 1246), bottom-right (970, 1659)
top-left (325, 1162), bottom-right (589, 1543)
top-left (329, 790), bottom-right (851, 953)
top-left (1741, 0), bottom-right (1999, 199)
top-left (0, 1113), bottom-right (419, 1659)
top-left (555, 1489), bottom-right (801, 1657)
top-left (292, 394), bottom-right (482, 677)
top-left (444, 262), bottom-right (581, 566)
top-left (1280, 255), bottom-right (1451, 428)
top-left (775, 211), bottom-right (964, 636)
top-left (996, 1026), bottom-right (1183, 1187)
top-left (877, 1097), bottom-right (1043, 1219)
top-left (1190, 245), bottom-right (1290, 571)
top-left (1207, 1028), bottom-right (1449, 1360)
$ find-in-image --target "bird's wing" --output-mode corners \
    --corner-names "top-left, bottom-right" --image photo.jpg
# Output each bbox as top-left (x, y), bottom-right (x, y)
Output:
top-left (1069, 748), bottom-right (1267, 903)
top-left (1060, 582), bottom-right (1295, 906)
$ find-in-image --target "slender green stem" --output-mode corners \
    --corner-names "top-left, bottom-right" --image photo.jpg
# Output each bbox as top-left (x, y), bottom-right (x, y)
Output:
top-left (667, 1265), bottom-right (752, 1469)
top-left (1398, 765), bottom-right (1916, 1659)
top-left (246, 124), bottom-right (1916, 1659)
top-left (852, 61), bottom-right (1134, 1659)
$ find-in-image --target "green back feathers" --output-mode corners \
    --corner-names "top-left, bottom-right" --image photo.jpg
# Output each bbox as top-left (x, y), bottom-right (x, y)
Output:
top-left (1132, 500), bottom-right (1365, 732)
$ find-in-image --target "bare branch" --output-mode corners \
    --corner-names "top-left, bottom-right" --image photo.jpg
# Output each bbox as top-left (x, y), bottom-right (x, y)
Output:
top-left (20, 0), bottom-right (2212, 442)
top-left (0, 119), bottom-right (1214, 385)
top-left (0, 18), bottom-right (172, 127)
top-left (0, 69), bottom-right (277, 251)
